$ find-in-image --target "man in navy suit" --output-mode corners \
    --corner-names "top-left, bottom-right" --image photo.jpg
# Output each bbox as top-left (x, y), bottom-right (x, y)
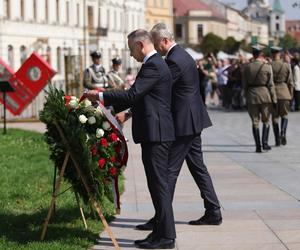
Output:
top-left (85, 29), bottom-right (176, 249)
top-left (134, 23), bottom-right (222, 230)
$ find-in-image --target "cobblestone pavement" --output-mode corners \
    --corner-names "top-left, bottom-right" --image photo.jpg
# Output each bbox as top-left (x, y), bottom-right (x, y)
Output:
top-left (4, 110), bottom-right (300, 250)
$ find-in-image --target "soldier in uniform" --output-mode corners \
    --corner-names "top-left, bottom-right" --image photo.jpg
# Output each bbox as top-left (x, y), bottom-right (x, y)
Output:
top-left (107, 57), bottom-right (125, 90)
top-left (83, 51), bottom-right (109, 90)
top-left (270, 46), bottom-right (293, 146)
top-left (242, 45), bottom-right (277, 153)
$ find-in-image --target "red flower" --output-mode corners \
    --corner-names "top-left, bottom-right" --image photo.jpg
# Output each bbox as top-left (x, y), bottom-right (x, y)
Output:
top-left (110, 156), bottom-right (116, 163)
top-left (91, 145), bottom-right (97, 156)
top-left (110, 167), bottom-right (117, 176)
top-left (98, 158), bottom-right (106, 169)
top-left (100, 138), bottom-right (108, 147)
top-left (109, 132), bottom-right (118, 142)
top-left (114, 143), bottom-right (122, 154)
top-left (65, 95), bottom-right (71, 106)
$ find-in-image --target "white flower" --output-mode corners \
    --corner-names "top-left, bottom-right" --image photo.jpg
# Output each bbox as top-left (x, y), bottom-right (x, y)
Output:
top-left (84, 99), bottom-right (92, 107)
top-left (94, 106), bottom-right (103, 116)
top-left (88, 116), bottom-right (96, 125)
top-left (69, 99), bottom-right (79, 109)
top-left (102, 121), bottom-right (111, 130)
top-left (96, 128), bottom-right (105, 138)
top-left (79, 114), bottom-right (88, 124)
top-left (71, 96), bottom-right (77, 100)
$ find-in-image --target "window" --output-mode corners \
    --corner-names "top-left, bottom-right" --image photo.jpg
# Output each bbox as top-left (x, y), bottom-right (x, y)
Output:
top-left (197, 24), bottom-right (203, 42)
top-left (57, 47), bottom-right (62, 73)
top-left (88, 6), bottom-right (94, 29)
top-left (5, 0), bottom-right (10, 18)
top-left (8, 45), bottom-right (14, 69)
top-left (107, 9), bottom-right (110, 28)
top-left (114, 10), bottom-right (117, 30)
top-left (66, 1), bottom-right (70, 24)
top-left (276, 23), bottom-right (280, 31)
top-left (46, 46), bottom-right (51, 64)
top-left (20, 0), bottom-right (25, 19)
top-left (56, 0), bottom-right (60, 23)
top-left (45, 0), bottom-right (49, 22)
top-left (20, 45), bottom-right (28, 65)
top-left (276, 15), bottom-right (280, 20)
top-left (176, 24), bottom-right (182, 38)
top-left (33, 0), bottom-right (37, 20)
top-left (76, 3), bottom-right (80, 26)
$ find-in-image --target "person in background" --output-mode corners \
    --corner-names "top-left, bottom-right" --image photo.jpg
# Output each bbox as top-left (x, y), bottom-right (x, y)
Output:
top-left (83, 51), bottom-right (109, 90)
top-left (124, 67), bottom-right (135, 90)
top-left (242, 45), bottom-right (277, 153)
top-left (270, 46), bottom-right (293, 146)
top-left (197, 59), bottom-right (208, 105)
top-left (107, 57), bottom-right (125, 90)
top-left (292, 57), bottom-right (300, 111)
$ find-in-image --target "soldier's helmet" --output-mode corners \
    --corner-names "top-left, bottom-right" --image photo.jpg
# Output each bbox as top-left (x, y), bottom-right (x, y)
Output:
top-left (112, 57), bottom-right (122, 65)
top-left (90, 50), bottom-right (102, 59)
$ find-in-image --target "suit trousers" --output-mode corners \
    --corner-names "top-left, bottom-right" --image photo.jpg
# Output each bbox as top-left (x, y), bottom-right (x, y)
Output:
top-left (141, 142), bottom-right (176, 239)
top-left (168, 135), bottom-right (220, 212)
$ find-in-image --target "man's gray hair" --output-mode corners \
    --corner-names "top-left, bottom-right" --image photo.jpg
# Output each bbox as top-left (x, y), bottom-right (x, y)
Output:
top-left (127, 29), bottom-right (153, 43)
top-left (150, 23), bottom-right (174, 41)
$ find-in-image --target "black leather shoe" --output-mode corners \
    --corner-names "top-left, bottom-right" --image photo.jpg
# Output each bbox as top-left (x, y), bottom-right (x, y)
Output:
top-left (134, 232), bottom-right (155, 245)
top-left (135, 217), bottom-right (155, 231)
top-left (136, 237), bottom-right (175, 249)
top-left (189, 213), bottom-right (222, 225)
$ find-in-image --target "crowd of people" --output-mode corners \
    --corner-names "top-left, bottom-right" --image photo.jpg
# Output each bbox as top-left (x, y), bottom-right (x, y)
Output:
top-left (197, 50), bottom-right (300, 112)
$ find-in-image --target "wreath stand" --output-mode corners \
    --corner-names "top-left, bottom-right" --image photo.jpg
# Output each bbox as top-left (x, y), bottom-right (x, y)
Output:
top-left (40, 121), bottom-right (120, 250)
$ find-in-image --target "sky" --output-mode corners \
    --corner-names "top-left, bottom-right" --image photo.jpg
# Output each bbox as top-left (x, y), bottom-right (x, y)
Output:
top-left (219, 0), bottom-right (300, 20)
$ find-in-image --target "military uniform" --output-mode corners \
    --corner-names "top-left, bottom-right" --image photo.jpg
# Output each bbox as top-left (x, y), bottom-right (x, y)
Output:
top-left (242, 45), bottom-right (277, 152)
top-left (270, 46), bottom-right (294, 146)
top-left (83, 51), bottom-right (109, 90)
top-left (107, 58), bottom-right (125, 90)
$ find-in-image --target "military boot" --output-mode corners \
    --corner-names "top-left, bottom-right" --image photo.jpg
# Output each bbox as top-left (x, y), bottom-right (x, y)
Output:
top-left (272, 122), bottom-right (281, 146)
top-left (281, 118), bottom-right (288, 146)
top-left (262, 124), bottom-right (272, 150)
top-left (252, 127), bottom-right (262, 153)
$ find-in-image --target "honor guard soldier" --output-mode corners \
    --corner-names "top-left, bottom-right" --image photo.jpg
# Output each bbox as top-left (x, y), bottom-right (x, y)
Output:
top-left (270, 46), bottom-right (293, 146)
top-left (83, 51), bottom-right (109, 90)
top-left (107, 57), bottom-right (125, 89)
top-left (242, 45), bottom-right (277, 153)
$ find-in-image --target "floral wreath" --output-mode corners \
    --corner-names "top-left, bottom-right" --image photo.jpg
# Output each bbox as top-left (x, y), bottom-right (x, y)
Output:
top-left (40, 85), bottom-right (127, 211)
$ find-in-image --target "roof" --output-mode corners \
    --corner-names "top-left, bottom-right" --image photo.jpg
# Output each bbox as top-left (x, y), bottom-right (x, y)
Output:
top-left (272, 0), bottom-right (284, 14)
top-left (173, 0), bottom-right (226, 20)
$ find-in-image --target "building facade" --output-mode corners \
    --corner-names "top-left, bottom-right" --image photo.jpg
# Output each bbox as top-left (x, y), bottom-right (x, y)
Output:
top-left (0, 0), bottom-right (145, 119)
top-left (145, 0), bottom-right (173, 32)
top-left (286, 20), bottom-right (300, 45)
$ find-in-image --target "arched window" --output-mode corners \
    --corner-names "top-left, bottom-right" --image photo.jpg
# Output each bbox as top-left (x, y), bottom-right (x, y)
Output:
top-left (57, 47), bottom-right (62, 73)
top-left (20, 45), bottom-right (28, 65)
top-left (8, 45), bottom-right (14, 69)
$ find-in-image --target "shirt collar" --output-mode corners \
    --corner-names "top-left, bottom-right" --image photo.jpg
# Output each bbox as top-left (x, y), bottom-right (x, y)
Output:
top-left (165, 43), bottom-right (177, 58)
top-left (143, 50), bottom-right (157, 64)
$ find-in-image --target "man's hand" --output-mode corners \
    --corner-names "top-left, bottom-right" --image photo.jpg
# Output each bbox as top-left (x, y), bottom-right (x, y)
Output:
top-left (84, 90), bottom-right (100, 102)
top-left (115, 112), bottom-right (127, 124)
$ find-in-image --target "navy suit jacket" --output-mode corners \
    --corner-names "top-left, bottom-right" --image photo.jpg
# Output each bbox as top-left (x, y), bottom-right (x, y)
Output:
top-left (103, 53), bottom-right (175, 144)
top-left (166, 45), bottom-right (212, 137)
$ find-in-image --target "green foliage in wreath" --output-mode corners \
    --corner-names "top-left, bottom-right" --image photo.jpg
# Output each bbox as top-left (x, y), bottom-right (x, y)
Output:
top-left (40, 85), bottom-right (125, 205)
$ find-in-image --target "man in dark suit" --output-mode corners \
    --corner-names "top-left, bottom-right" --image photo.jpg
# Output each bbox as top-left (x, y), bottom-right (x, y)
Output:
top-left (85, 29), bottom-right (176, 249)
top-left (133, 23), bottom-right (222, 230)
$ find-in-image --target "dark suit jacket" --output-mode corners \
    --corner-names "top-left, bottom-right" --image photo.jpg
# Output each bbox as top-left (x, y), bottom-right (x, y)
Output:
top-left (103, 53), bottom-right (175, 144)
top-left (166, 45), bottom-right (212, 137)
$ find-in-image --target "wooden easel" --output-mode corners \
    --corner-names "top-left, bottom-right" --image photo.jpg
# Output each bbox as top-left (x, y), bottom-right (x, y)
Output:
top-left (40, 121), bottom-right (120, 249)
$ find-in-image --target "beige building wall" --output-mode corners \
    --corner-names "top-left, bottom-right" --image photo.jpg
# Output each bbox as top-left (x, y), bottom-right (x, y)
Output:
top-left (145, 0), bottom-right (173, 31)
top-left (248, 20), bottom-right (269, 45)
top-left (226, 7), bottom-right (248, 41)
top-left (188, 18), bottom-right (227, 45)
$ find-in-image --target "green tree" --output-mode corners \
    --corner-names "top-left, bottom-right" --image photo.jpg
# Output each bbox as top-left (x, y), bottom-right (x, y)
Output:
top-left (223, 36), bottom-right (240, 54)
top-left (200, 33), bottom-right (224, 54)
top-left (279, 33), bottom-right (298, 49)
